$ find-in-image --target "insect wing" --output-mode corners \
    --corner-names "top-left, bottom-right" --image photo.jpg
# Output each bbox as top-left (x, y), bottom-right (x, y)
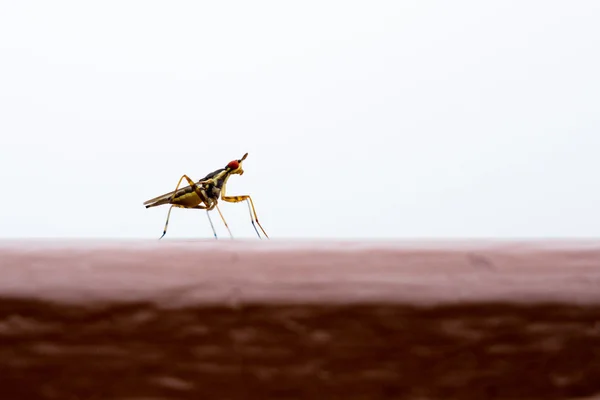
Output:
top-left (143, 183), bottom-right (197, 206)
top-left (143, 168), bottom-right (226, 206)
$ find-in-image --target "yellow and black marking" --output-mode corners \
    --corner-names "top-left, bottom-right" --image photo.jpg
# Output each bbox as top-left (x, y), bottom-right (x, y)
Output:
top-left (143, 174), bottom-right (209, 209)
top-left (143, 152), bottom-right (269, 240)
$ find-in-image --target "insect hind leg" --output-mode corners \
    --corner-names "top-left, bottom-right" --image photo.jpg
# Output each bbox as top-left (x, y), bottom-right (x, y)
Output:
top-left (159, 203), bottom-right (218, 240)
top-left (159, 205), bottom-right (179, 240)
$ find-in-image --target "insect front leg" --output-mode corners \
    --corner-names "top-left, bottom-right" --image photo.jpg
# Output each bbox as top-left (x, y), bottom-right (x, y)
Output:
top-left (220, 185), bottom-right (269, 239)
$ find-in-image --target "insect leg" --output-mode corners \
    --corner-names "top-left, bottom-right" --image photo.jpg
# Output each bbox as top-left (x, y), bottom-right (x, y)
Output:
top-left (159, 205), bottom-right (180, 240)
top-left (244, 200), bottom-right (261, 238)
top-left (215, 204), bottom-right (234, 239)
top-left (220, 191), bottom-right (268, 239)
top-left (167, 174), bottom-right (196, 202)
top-left (205, 210), bottom-right (218, 239)
top-left (186, 204), bottom-right (219, 240)
top-left (160, 203), bottom-right (217, 240)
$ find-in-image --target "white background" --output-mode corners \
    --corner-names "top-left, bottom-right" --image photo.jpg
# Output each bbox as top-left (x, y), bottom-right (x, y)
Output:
top-left (1, 1), bottom-right (599, 239)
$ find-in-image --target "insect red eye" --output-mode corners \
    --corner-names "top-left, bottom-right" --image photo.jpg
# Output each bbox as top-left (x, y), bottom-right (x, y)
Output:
top-left (227, 160), bottom-right (239, 170)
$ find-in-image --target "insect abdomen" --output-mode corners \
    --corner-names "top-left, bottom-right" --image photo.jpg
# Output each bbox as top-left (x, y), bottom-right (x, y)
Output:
top-left (172, 191), bottom-right (203, 207)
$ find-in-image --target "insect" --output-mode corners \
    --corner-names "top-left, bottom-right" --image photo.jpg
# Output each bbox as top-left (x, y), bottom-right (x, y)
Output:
top-left (143, 153), bottom-right (269, 240)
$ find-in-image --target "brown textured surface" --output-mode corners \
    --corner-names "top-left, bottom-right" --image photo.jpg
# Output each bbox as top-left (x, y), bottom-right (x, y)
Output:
top-left (1, 240), bottom-right (600, 399)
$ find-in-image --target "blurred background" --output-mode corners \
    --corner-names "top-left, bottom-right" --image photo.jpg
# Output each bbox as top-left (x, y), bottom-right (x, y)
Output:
top-left (0, 1), bottom-right (599, 239)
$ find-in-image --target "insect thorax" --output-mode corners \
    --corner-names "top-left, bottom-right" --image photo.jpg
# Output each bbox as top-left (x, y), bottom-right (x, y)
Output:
top-left (205, 177), bottom-right (226, 200)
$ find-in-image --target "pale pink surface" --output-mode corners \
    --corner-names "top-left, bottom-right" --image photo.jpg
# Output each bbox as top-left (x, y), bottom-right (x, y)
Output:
top-left (1, 239), bottom-right (600, 306)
